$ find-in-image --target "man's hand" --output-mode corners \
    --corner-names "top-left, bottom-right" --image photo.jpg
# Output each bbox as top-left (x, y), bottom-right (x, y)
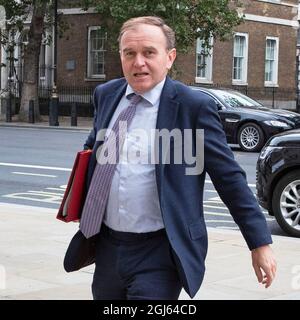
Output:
top-left (251, 245), bottom-right (277, 288)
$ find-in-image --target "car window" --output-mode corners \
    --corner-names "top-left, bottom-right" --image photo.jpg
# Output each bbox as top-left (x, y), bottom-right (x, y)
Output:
top-left (208, 89), bottom-right (263, 108)
top-left (199, 91), bottom-right (221, 106)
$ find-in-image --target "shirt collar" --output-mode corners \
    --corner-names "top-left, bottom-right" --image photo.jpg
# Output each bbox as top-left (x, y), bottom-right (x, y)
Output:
top-left (125, 78), bottom-right (166, 106)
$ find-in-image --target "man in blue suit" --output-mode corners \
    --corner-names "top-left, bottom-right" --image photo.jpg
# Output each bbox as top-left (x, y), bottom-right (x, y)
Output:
top-left (81, 16), bottom-right (276, 300)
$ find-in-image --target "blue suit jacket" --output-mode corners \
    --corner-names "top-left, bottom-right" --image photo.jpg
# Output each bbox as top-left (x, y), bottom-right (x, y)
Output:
top-left (83, 76), bottom-right (272, 298)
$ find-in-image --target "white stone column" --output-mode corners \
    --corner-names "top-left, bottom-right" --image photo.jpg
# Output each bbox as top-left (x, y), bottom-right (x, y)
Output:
top-left (1, 41), bottom-right (8, 90)
top-left (50, 25), bottom-right (55, 88)
top-left (45, 32), bottom-right (53, 87)
top-left (0, 32), bottom-right (8, 115)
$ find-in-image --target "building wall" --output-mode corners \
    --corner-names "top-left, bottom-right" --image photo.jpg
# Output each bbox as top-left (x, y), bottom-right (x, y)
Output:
top-left (174, 0), bottom-right (299, 108)
top-left (57, 13), bottom-right (122, 88)
top-left (176, 21), bottom-right (297, 89)
top-left (54, 0), bottom-right (300, 109)
top-left (243, 0), bottom-right (298, 20)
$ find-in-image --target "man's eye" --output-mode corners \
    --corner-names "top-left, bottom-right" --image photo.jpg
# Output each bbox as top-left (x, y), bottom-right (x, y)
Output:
top-left (145, 51), bottom-right (154, 56)
top-left (125, 52), bottom-right (134, 57)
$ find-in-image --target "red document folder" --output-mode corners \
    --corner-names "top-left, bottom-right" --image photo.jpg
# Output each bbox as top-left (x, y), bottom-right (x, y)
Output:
top-left (57, 149), bottom-right (92, 222)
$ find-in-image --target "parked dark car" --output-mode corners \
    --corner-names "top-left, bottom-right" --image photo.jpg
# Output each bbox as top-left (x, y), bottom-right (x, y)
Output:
top-left (256, 129), bottom-right (300, 237)
top-left (191, 87), bottom-right (300, 152)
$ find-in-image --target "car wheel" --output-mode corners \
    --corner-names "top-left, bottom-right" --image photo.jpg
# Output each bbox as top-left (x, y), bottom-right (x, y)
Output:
top-left (237, 122), bottom-right (264, 152)
top-left (238, 122), bottom-right (265, 152)
top-left (272, 170), bottom-right (300, 238)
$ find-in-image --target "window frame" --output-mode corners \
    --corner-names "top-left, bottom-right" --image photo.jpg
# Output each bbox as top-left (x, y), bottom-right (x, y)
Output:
top-left (264, 36), bottom-right (279, 87)
top-left (232, 32), bottom-right (249, 85)
top-left (87, 26), bottom-right (106, 80)
top-left (39, 42), bottom-right (46, 80)
top-left (195, 37), bottom-right (214, 84)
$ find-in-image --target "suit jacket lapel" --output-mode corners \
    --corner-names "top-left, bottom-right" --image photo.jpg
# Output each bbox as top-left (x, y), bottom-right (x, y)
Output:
top-left (156, 77), bottom-right (179, 132)
top-left (98, 82), bottom-right (127, 130)
top-left (155, 77), bottom-right (180, 197)
top-left (93, 81), bottom-right (127, 150)
top-left (87, 81), bottom-right (127, 187)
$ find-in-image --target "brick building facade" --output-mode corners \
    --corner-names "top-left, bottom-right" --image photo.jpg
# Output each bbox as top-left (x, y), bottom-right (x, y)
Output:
top-left (55, 0), bottom-right (299, 109)
top-left (0, 0), bottom-right (299, 113)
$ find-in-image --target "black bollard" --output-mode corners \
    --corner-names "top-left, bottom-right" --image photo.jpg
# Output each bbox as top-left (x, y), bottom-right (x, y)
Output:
top-left (49, 96), bottom-right (59, 126)
top-left (28, 100), bottom-right (35, 123)
top-left (71, 102), bottom-right (77, 126)
top-left (6, 97), bottom-right (12, 123)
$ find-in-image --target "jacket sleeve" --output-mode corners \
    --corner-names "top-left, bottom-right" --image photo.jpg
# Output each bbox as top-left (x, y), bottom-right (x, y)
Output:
top-left (83, 87), bottom-right (99, 150)
top-left (198, 96), bottom-right (272, 250)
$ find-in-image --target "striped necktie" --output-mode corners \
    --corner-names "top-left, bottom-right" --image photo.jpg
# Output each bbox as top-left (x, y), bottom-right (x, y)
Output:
top-left (79, 94), bottom-right (142, 238)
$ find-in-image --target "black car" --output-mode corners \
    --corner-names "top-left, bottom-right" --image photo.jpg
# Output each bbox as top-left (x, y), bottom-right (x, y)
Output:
top-left (256, 129), bottom-right (300, 237)
top-left (191, 87), bottom-right (300, 152)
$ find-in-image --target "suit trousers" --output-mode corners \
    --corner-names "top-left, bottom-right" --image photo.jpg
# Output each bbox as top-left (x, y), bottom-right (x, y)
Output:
top-left (92, 224), bottom-right (183, 300)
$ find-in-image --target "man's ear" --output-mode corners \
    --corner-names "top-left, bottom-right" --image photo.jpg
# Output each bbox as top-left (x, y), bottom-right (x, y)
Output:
top-left (167, 48), bottom-right (177, 70)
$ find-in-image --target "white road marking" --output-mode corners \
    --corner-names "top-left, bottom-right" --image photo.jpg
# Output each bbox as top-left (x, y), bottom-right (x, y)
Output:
top-left (205, 180), bottom-right (256, 187)
top-left (205, 196), bottom-right (222, 201)
top-left (204, 204), bottom-right (229, 210)
top-left (0, 162), bottom-right (71, 171)
top-left (216, 226), bottom-right (239, 230)
top-left (204, 210), bottom-right (274, 221)
top-left (2, 192), bottom-right (62, 204)
top-left (46, 187), bottom-right (66, 192)
top-left (204, 211), bottom-right (234, 217)
top-left (205, 219), bottom-right (236, 224)
top-left (1, 183), bottom-right (67, 205)
top-left (204, 193), bottom-right (272, 216)
top-left (27, 190), bottom-right (64, 196)
top-left (12, 172), bottom-right (57, 178)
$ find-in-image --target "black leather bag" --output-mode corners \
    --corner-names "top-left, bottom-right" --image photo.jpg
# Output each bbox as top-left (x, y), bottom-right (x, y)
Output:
top-left (63, 230), bottom-right (96, 272)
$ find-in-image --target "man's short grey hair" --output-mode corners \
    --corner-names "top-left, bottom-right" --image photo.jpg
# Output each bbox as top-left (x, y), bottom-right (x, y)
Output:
top-left (118, 16), bottom-right (176, 50)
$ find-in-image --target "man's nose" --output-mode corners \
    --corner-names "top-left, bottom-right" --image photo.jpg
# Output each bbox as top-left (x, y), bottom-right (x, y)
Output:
top-left (133, 54), bottom-right (146, 67)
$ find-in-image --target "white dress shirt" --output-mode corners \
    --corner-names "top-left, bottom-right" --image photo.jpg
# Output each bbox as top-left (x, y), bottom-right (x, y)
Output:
top-left (103, 79), bottom-right (166, 232)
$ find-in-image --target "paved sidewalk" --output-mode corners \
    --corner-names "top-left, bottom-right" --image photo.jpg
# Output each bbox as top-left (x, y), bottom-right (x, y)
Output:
top-left (0, 202), bottom-right (299, 300)
top-left (0, 115), bottom-right (93, 131)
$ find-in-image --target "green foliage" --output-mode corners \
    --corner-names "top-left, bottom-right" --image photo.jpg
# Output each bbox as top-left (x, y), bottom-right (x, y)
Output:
top-left (0, 1), bottom-right (65, 46)
top-left (80, 0), bottom-right (244, 52)
top-left (0, 0), bottom-right (244, 51)
top-left (0, 0), bottom-right (30, 20)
